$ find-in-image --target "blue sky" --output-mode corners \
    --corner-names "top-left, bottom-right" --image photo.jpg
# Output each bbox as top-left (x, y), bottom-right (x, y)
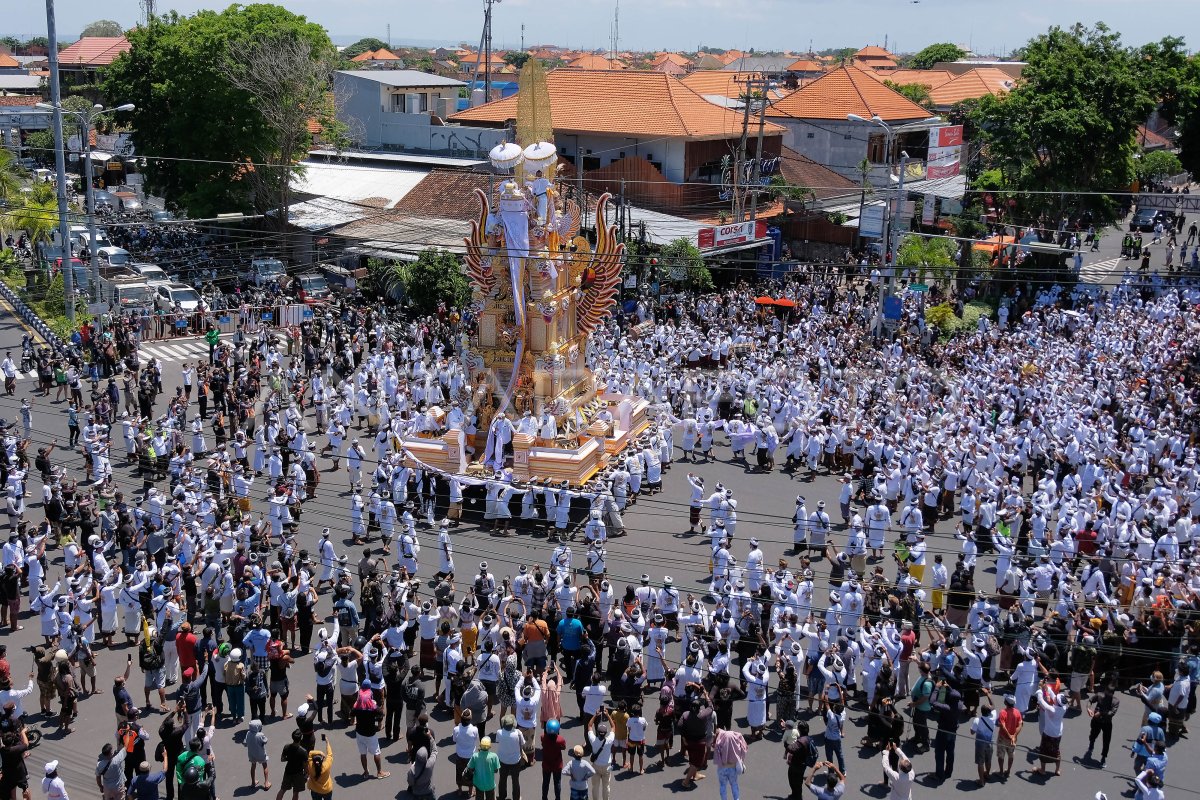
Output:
top-left (7, 0), bottom-right (1198, 55)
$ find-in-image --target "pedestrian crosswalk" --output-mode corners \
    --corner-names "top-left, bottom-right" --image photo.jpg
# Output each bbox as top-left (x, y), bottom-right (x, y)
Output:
top-left (7, 333), bottom-right (237, 381)
top-left (137, 337), bottom-right (216, 365)
top-left (1078, 256), bottom-right (1122, 286)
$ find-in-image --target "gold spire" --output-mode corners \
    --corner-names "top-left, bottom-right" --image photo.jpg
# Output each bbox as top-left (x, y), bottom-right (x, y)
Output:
top-left (516, 58), bottom-right (553, 148)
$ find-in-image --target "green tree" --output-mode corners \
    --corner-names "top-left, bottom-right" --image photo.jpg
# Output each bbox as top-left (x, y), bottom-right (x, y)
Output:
top-left (1136, 36), bottom-right (1191, 123)
top-left (0, 150), bottom-right (22, 201)
top-left (766, 174), bottom-right (812, 203)
top-left (897, 234), bottom-right (956, 284)
top-left (341, 36), bottom-right (388, 59)
top-left (660, 237), bottom-right (712, 292)
top-left (1136, 150), bottom-right (1183, 184)
top-left (80, 20), bottom-right (123, 37)
top-left (11, 194), bottom-right (59, 246)
top-left (503, 51), bottom-right (530, 69)
top-left (0, 36), bottom-right (20, 52)
top-left (906, 42), bottom-right (965, 70)
top-left (377, 249), bottom-right (471, 314)
top-left (102, 5), bottom-right (334, 217)
top-left (970, 23), bottom-right (1153, 217)
top-left (884, 80), bottom-right (933, 109)
top-left (24, 129), bottom-right (54, 162)
top-left (1175, 55), bottom-right (1200, 178)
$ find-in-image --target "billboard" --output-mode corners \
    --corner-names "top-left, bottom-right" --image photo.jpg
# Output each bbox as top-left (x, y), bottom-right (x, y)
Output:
top-left (859, 204), bottom-right (885, 238)
top-left (697, 220), bottom-right (767, 250)
top-left (927, 125), bottom-right (964, 180)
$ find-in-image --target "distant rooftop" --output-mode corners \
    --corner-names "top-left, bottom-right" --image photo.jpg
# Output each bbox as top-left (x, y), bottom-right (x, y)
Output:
top-left (336, 69), bottom-right (466, 88)
top-left (308, 148), bottom-right (487, 169)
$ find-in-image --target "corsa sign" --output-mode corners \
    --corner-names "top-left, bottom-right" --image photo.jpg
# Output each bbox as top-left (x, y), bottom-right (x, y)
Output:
top-left (698, 220), bottom-right (767, 249)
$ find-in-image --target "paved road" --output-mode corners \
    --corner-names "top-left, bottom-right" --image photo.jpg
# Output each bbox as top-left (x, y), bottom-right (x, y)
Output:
top-left (0, 308), bottom-right (1187, 800)
top-left (0, 218), bottom-right (1189, 800)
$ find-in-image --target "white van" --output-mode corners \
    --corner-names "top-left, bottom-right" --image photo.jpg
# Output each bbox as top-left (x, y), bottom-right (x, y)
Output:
top-left (128, 262), bottom-right (171, 285)
top-left (96, 246), bottom-right (131, 267)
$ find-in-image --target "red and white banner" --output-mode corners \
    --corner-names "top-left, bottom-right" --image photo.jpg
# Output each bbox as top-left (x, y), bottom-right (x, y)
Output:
top-left (930, 125), bottom-right (964, 148)
top-left (927, 144), bottom-right (963, 179)
top-left (698, 220), bottom-right (767, 250)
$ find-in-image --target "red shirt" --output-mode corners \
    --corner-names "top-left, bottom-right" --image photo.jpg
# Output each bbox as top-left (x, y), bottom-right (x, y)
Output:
top-left (1077, 528), bottom-right (1098, 556)
top-left (899, 630), bottom-right (917, 660)
top-left (541, 734), bottom-right (566, 772)
top-left (176, 631), bottom-right (198, 671)
top-left (998, 707), bottom-right (1023, 740)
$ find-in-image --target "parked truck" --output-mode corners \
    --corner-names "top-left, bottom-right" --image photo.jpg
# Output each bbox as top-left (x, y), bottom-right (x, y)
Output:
top-left (97, 274), bottom-right (155, 311)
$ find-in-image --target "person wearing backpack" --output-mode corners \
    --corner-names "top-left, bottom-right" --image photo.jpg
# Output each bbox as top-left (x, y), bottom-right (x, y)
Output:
top-left (585, 709), bottom-right (616, 800)
top-left (908, 663), bottom-right (935, 752)
top-left (331, 593), bottom-right (359, 647)
top-left (140, 631), bottom-right (168, 713)
top-left (117, 710), bottom-right (150, 784)
top-left (95, 742), bottom-right (128, 800)
top-left (783, 720), bottom-right (818, 800)
top-left (246, 661), bottom-right (269, 723)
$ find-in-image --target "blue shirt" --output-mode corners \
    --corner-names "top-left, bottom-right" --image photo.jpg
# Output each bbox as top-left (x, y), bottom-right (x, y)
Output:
top-left (243, 628), bottom-right (270, 658)
top-left (557, 617), bottom-right (584, 650)
top-left (129, 771), bottom-right (165, 800)
top-left (1145, 752), bottom-right (1167, 781)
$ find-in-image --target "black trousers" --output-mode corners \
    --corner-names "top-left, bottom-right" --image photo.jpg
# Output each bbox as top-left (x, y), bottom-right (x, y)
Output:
top-left (1088, 715), bottom-right (1113, 759)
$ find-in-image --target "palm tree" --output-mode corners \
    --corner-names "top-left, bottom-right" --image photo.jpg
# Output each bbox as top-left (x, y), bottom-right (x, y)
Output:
top-left (11, 196), bottom-right (59, 249)
top-left (0, 149), bottom-right (22, 202)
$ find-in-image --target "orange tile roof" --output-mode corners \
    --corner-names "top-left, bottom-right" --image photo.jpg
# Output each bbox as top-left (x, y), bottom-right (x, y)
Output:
top-left (652, 52), bottom-right (692, 67)
top-left (855, 45), bottom-right (893, 58)
top-left (0, 96), bottom-right (37, 106)
top-left (566, 54), bottom-right (625, 70)
top-left (779, 147), bottom-right (857, 200)
top-left (867, 68), bottom-right (954, 89)
top-left (786, 58), bottom-right (824, 72)
top-left (691, 54), bottom-right (727, 71)
top-left (652, 60), bottom-right (687, 76)
top-left (351, 47), bottom-right (402, 62)
top-left (678, 70), bottom-right (763, 98)
top-left (928, 67), bottom-right (1015, 106)
top-left (450, 68), bottom-right (784, 139)
top-left (0, 53), bottom-right (19, 69)
top-left (768, 65), bottom-right (932, 122)
top-left (855, 56), bottom-right (899, 70)
top-left (57, 36), bottom-right (130, 68)
top-left (1136, 124), bottom-right (1173, 149)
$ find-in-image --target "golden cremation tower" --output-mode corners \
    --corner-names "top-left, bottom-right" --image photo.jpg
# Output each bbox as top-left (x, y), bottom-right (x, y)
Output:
top-left (401, 59), bottom-right (649, 485)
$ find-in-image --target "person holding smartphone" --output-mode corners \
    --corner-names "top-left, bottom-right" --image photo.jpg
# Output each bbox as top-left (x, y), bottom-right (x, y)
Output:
top-left (306, 736), bottom-right (333, 800)
top-left (804, 761), bottom-right (845, 800)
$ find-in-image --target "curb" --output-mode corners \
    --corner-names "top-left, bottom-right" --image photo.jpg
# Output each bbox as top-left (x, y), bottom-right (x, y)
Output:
top-left (0, 281), bottom-right (66, 353)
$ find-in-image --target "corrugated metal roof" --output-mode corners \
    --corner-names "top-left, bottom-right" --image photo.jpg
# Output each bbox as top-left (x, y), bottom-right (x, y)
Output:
top-left (291, 161), bottom-right (429, 208)
top-left (336, 70), bottom-right (466, 88)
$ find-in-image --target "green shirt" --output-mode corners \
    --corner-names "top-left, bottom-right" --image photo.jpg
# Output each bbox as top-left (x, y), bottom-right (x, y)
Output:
top-left (910, 675), bottom-right (934, 712)
top-left (467, 750), bottom-right (500, 791)
top-left (205, 329), bottom-right (220, 346)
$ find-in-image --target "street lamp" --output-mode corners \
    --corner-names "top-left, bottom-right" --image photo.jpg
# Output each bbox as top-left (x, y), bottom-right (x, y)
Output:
top-left (36, 101), bottom-right (134, 328)
top-left (848, 114), bottom-right (899, 335)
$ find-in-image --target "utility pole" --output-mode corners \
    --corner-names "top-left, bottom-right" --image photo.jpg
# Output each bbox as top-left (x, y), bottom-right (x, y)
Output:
top-left (45, 0), bottom-right (74, 324)
top-left (748, 77), bottom-right (770, 223)
top-left (733, 80), bottom-right (753, 223)
top-left (520, 23), bottom-right (524, 52)
top-left (473, 0), bottom-right (501, 103)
